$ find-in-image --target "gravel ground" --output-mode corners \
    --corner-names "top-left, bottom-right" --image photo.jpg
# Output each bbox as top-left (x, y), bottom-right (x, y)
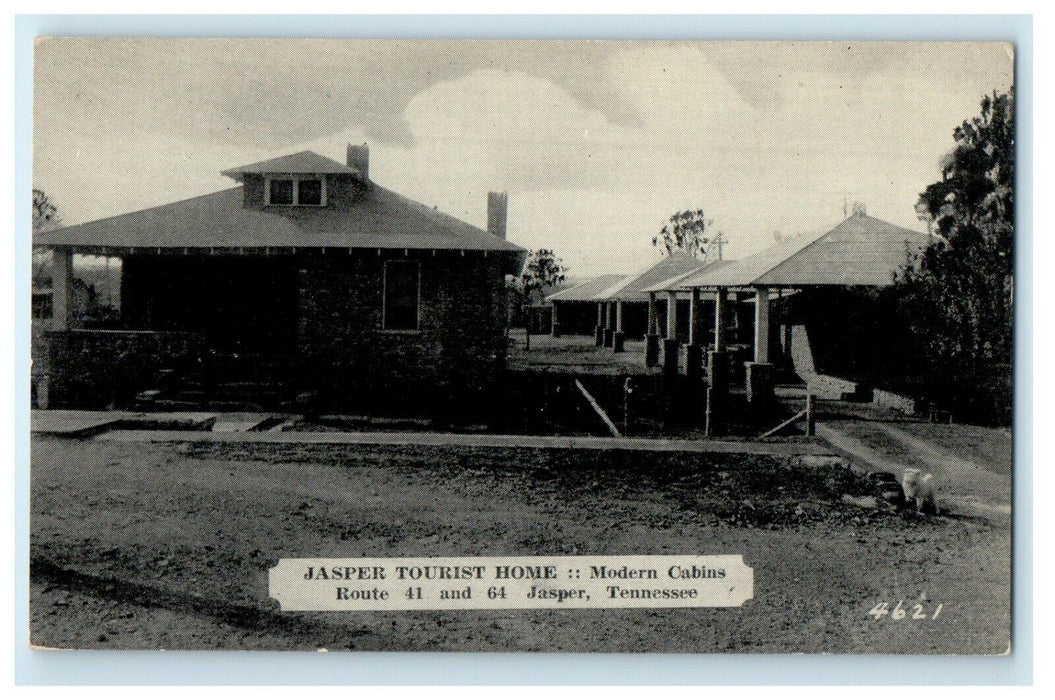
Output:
top-left (30, 436), bottom-right (1010, 653)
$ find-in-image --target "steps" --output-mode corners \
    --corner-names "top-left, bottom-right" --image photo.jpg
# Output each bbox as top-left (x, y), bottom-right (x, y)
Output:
top-left (800, 372), bottom-right (865, 401)
top-left (133, 351), bottom-right (294, 411)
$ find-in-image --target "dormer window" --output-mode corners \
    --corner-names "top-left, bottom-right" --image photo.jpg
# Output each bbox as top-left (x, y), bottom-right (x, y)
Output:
top-left (266, 176), bottom-right (326, 206)
top-left (298, 179), bottom-right (323, 206)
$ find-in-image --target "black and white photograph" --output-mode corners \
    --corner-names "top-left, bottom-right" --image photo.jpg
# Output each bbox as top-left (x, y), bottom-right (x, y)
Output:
top-left (28, 37), bottom-right (1016, 654)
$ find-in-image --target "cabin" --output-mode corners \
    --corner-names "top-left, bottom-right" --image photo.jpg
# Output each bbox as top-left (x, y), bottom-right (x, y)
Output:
top-left (544, 274), bottom-right (627, 337)
top-left (648, 211), bottom-right (939, 403)
top-left (34, 145), bottom-right (526, 415)
top-left (589, 252), bottom-right (710, 351)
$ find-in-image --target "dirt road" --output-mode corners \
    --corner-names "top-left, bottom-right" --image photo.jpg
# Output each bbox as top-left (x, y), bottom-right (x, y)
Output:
top-left (30, 434), bottom-right (1010, 653)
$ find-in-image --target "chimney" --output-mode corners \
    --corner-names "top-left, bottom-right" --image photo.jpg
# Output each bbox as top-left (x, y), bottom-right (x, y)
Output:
top-left (487, 191), bottom-right (508, 240)
top-left (347, 143), bottom-right (369, 181)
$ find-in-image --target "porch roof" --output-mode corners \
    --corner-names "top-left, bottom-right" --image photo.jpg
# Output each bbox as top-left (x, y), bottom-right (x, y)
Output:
top-left (674, 213), bottom-right (937, 289)
top-left (36, 183), bottom-right (524, 255)
top-left (641, 258), bottom-right (736, 294)
top-left (593, 252), bottom-right (710, 302)
top-left (545, 274), bottom-right (629, 303)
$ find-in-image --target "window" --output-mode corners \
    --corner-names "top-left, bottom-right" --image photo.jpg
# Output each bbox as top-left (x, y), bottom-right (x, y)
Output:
top-left (269, 179), bottom-right (294, 205)
top-left (266, 177), bottom-right (325, 206)
top-left (383, 261), bottom-right (420, 331)
top-left (298, 179), bottom-right (322, 206)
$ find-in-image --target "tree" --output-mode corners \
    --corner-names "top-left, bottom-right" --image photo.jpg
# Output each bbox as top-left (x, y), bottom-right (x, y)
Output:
top-left (652, 209), bottom-right (723, 259)
top-left (893, 88), bottom-right (1014, 423)
top-left (32, 189), bottom-right (62, 286)
top-left (33, 189), bottom-right (60, 233)
top-left (510, 249), bottom-right (567, 350)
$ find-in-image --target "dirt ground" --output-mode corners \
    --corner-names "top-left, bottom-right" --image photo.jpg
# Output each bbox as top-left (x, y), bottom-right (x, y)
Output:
top-left (507, 331), bottom-right (659, 376)
top-left (30, 434), bottom-right (1010, 653)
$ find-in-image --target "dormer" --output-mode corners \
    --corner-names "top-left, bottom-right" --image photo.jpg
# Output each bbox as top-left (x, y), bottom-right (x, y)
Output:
top-left (221, 148), bottom-right (367, 209)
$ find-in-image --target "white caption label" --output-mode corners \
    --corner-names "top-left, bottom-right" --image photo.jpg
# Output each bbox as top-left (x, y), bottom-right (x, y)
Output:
top-left (269, 555), bottom-right (753, 611)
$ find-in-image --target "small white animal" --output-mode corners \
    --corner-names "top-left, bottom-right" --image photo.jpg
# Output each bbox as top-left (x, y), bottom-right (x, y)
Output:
top-left (902, 468), bottom-right (939, 515)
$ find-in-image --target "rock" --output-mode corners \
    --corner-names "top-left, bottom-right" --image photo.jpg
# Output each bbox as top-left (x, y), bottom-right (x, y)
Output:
top-left (842, 494), bottom-right (880, 509)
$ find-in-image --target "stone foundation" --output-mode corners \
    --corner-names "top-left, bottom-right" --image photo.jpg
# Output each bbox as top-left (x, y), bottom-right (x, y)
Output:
top-left (685, 344), bottom-right (704, 384)
top-left (662, 339), bottom-right (680, 378)
top-left (744, 361), bottom-right (775, 406)
top-left (708, 350), bottom-right (729, 395)
top-left (644, 334), bottom-right (660, 367)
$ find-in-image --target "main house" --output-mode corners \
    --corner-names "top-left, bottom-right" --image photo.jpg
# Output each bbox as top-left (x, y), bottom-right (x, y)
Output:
top-left (35, 145), bottom-right (526, 415)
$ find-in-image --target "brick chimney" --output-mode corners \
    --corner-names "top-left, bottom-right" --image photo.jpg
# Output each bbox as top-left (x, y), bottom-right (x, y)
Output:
top-left (347, 143), bottom-right (369, 181)
top-left (487, 191), bottom-right (508, 240)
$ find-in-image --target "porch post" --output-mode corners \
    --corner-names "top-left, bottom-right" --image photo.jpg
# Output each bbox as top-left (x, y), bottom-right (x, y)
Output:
top-left (644, 292), bottom-right (660, 367)
top-left (647, 293), bottom-right (657, 335)
top-left (603, 301), bottom-right (614, 348)
top-left (663, 291), bottom-right (679, 377)
top-left (551, 301), bottom-right (561, 337)
top-left (746, 285), bottom-right (775, 407)
top-left (613, 300), bottom-right (625, 352)
top-left (51, 247), bottom-right (73, 331)
top-left (666, 291), bottom-right (678, 340)
top-left (685, 287), bottom-right (703, 383)
top-left (714, 287), bottom-right (726, 353)
top-left (595, 301), bottom-right (604, 346)
top-left (708, 286), bottom-right (729, 396)
top-left (753, 286), bottom-right (770, 364)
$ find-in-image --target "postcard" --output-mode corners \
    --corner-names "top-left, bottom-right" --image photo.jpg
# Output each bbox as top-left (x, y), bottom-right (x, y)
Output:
top-left (30, 38), bottom-right (1014, 654)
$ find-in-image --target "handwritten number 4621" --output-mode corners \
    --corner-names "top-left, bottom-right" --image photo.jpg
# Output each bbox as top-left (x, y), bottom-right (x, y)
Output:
top-left (868, 601), bottom-right (943, 621)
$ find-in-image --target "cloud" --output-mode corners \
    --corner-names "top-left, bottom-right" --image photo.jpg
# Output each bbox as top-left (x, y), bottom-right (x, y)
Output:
top-left (32, 39), bottom-right (1015, 275)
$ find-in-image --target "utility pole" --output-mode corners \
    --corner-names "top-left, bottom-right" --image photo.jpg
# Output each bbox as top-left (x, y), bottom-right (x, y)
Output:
top-left (833, 190), bottom-right (855, 219)
top-left (708, 231), bottom-right (725, 261)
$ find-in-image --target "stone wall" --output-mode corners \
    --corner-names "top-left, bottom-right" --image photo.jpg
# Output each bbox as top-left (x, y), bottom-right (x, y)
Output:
top-left (44, 329), bottom-right (204, 409)
top-left (295, 251), bottom-right (510, 416)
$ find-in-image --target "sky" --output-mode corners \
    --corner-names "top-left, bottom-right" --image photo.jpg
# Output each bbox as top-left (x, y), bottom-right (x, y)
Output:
top-left (33, 39), bottom-right (1014, 276)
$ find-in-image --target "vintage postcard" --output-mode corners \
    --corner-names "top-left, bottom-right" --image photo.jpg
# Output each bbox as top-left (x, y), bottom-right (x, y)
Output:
top-left (29, 38), bottom-right (1015, 653)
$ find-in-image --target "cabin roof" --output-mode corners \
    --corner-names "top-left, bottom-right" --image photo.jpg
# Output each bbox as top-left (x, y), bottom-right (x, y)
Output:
top-left (675, 213), bottom-right (937, 289)
top-left (593, 252), bottom-right (711, 301)
top-left (545, 274), bottom-right (629, 302)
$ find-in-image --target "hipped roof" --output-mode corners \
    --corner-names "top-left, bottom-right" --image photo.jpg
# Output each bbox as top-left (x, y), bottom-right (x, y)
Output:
top-left (220, 151), bottom-right (360, 181)
top-left (675, 213), bottom-right (936, 289)
top-left (643, 259), bottom-right (736, 294)
top-left (593, 252), bottom-right (710, 301)
top-left (37, 183), bottom-right (524, 255)
top-left (545, 274), bottom-right (628, 303)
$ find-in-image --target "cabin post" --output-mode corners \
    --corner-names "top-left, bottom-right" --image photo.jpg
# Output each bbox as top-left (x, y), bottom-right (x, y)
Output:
top-left (51, 247), bottom-right (74, 331)
top-left (550, 301), bottom-right (561, 337)
top-left (753, 285), bottom-right (770, 363)
top-left (662, 290), bottom-right (679, 377)
top-left (613, 300), bottom-right (625, 352)
top-left (644, 291), bottom-right (660, 367)
top-left (603, 301), bottom-right (615, 348)
top-left (708, 286), bottom-right (729, 395)
top-left (745, 285), bottom-right (775, 406)
top-left (685, 287), bottom-right (703, 383)
top-left (595, 301), bottom-right (605, 346)
top-left (714, 286), bottom-right (727, 351)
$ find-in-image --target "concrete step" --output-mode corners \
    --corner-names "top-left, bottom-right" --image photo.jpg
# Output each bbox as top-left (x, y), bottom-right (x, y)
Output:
top-left (800, 372), bottom-right (865, 401)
